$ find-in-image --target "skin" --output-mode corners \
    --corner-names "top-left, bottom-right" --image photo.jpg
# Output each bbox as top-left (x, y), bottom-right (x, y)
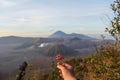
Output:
top-left (57, 62), bottom-right (77, 80)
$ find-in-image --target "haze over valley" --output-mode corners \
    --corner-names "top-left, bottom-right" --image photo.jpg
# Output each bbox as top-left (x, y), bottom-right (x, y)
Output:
top-left (0, 31), bottom-right (114, 74)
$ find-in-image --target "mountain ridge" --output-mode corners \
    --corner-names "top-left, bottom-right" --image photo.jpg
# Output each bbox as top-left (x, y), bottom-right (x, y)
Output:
top-left (49, 31), bottom-right (93, 39)
top-left (0, 36), bottom-right (33, 44)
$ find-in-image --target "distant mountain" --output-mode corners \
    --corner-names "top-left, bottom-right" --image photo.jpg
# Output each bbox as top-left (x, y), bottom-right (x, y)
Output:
top-left (44, 44), bottom-right (77, 57)
top-left (64, 38), bottom-right (96, 49)
top-left (0, 36), bottom-right (33, 44)
top-left (87, 34), bottom-right (115, 40)
top-left (49, 31), bottom-right (67, 38)
top-left (49, 31), bottom-right (93, 39)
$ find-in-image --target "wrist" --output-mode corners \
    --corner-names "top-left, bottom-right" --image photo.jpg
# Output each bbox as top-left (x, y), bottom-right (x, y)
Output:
top-left (64, 76), bottom-right (76, 80)
top-left (71, 77), bottom-right (77, 80)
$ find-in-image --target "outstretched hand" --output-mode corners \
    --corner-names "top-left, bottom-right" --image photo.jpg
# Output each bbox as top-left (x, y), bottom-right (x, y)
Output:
top-left (57, 62), bottom-right (76, 80)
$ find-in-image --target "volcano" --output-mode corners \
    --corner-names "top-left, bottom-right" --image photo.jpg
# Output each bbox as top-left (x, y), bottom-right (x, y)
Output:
top-left (49, 30), bottom-right (92, 39)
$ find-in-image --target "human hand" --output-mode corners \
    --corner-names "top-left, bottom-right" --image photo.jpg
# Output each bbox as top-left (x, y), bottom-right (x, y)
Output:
top-left (57, 62), bottom-right (76, 80)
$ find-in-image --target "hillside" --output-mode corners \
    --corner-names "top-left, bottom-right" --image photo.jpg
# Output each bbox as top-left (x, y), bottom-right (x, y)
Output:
top-left (20, 43), bottom-right (120, 80)
top-left (66, 44), bottom-right (120, 80)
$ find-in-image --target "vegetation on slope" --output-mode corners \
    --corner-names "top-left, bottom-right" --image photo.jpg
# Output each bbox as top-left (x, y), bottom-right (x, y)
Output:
top-left (21, 42), bottom-right (120, 80)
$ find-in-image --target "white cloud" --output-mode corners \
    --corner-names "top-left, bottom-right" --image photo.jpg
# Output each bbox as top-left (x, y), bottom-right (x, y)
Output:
top-left (0, 0), bottom-right (16, 8)
top-left (14, 17), bottom-right (31, 22)
top-left (0, 0), bottom-right (29, 8)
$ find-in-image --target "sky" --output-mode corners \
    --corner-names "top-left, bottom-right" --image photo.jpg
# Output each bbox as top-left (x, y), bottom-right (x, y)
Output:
top-left (0, 0), bottom-right (114, 37)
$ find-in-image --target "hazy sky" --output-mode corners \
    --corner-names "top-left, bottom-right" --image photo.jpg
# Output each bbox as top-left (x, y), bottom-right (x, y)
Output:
top-left (0, 0), bottom-right (114, 37)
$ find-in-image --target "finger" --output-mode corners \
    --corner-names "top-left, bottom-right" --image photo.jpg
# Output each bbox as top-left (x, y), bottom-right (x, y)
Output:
top-left (57, 62), bottom-right (64, 65)
top-left (59, 69), bottom-right (63, 78)
top-left (57, 62), bottom-right (71, 67)
top-left (59, 70), bottom-right (62, 73)
top-left (57, 62), bottom-right (67, 68)
top-left (59, 73), bottom-right (63, 78)
top-left (57, 64), bottom-right (65, 70)
top-left (64, 63), bottom-right (72, 68)
top-left (64, 63), bottom-right (71, 67)
top-left (62, 63), bottom-right (66, 67)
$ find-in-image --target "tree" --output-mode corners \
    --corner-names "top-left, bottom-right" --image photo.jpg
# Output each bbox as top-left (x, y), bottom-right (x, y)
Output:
top-left (106, 0), bottom-right (120, 43)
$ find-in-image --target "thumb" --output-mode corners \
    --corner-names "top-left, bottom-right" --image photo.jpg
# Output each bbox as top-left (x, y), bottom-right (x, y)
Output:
top-left (57, 64), bottom-right (65, 70)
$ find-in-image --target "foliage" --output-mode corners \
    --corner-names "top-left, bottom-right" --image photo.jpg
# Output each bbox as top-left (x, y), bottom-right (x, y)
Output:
top-left (105, 0), bottom-right (120, 42)
top-left (20, 42), bottom-right (120, 80)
